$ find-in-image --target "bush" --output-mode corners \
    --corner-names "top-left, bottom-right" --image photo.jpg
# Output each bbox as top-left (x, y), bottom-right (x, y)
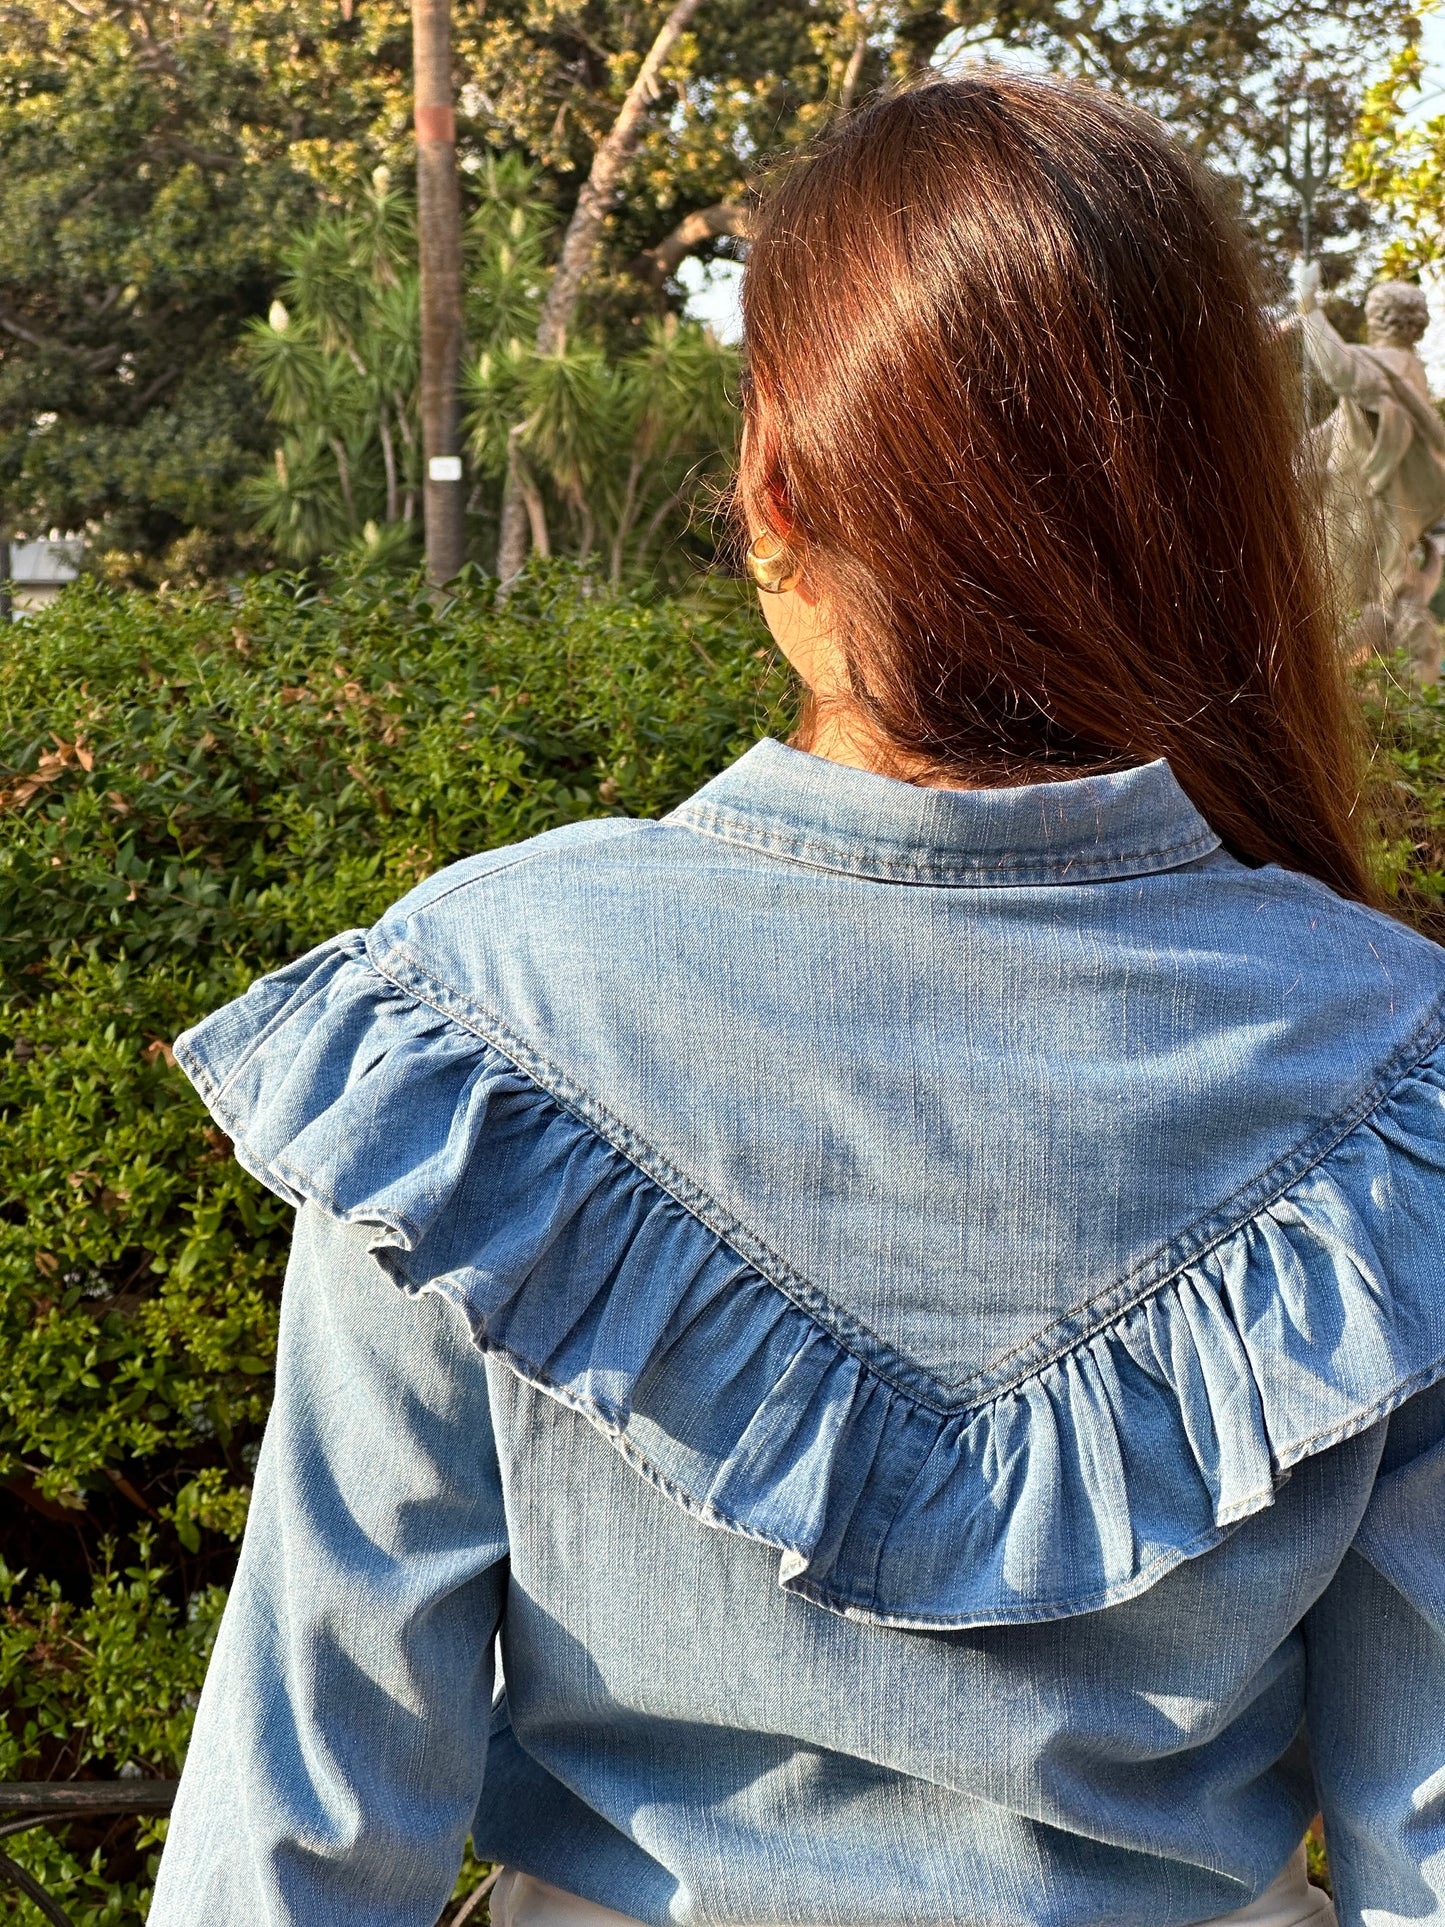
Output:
top-left (1360, 661), bottom-right (1445, 944)
top-left (0, 563), bottom-right (784, 1922)
top-left (6, 580), bottom-right (1442, 1924)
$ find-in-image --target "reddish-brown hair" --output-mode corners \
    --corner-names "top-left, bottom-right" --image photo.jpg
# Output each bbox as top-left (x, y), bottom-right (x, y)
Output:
top-left (738, 74), bottom-right (1379, 904)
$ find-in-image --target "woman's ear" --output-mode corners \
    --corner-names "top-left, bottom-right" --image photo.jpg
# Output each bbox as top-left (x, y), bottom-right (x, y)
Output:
top-left (762, 478), bottom-right (794, 546)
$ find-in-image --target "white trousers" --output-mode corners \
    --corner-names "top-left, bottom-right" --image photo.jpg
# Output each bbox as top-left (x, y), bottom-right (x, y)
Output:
top-left (489, 1843), bottom-right (1337, 1927)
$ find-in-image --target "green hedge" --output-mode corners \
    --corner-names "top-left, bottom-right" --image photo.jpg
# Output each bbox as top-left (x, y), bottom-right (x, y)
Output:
top-left (0, 564), bottom-right (784, 1922)
top-left (5, 572), bottom-right (1445, 1923)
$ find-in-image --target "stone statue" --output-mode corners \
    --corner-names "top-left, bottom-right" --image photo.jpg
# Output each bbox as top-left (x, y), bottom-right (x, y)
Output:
top-left (1295, 262), bottom-right (1445, 678)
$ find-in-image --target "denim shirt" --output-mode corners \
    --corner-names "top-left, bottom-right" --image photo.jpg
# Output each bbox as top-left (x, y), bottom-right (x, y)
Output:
top-left (152, 742), bottom-right (1445, 1927)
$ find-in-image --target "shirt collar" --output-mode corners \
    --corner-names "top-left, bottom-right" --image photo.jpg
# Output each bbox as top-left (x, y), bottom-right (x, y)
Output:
top-left (665, 738), bottom-right (1220, 886)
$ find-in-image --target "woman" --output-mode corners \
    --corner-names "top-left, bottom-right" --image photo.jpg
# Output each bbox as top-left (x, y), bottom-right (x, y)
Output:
top-left (152, 76), bottom-right (1445, 1927)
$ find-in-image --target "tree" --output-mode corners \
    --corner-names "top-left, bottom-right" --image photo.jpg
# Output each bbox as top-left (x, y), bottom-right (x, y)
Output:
top-left (928, 0), bottom-right (1414, 281)
top-left (0, 0), bottom-right (1415, 581)
top-left (243, 171), bottom-right (422, 565)
top-left (0, 0), bottom-right (423, 579)
top-left (413, 0), bottom-right (466, 584)
top-left (1342, 9), bottom-right (1445, 274)
top-left (245, 161), bottom-right (739, 583)
top-left (0, 0), bottom-right (861, 577)
top-left (466, 309), bottom-right (740, 585)
top-left (494, 0), bottom-right (708, 582)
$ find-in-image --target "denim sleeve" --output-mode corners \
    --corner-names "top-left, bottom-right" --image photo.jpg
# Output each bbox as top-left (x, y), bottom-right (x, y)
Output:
top-left (149, 1204), bottom-right (509, 1927)
top-left (1303, 1380), bottom-right (1445, 1927)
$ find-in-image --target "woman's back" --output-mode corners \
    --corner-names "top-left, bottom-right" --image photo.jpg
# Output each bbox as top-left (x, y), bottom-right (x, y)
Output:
top-left (156, 743), bottom-right (1445, 1924)
top-left (151, 69), bottom-right (1445, 1927)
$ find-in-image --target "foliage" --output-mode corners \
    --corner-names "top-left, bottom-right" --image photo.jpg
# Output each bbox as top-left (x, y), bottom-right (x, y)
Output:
top-left (1342, 7), bottom-right (1445, 275)
top-left (0, 1538), bottom-right (223, 1924)
top-left (243, 167), bottom-right (423, 563)
top-left (0, 0), bottom-right (1419, 580)
top-left (461, 191), bottom-right (740, 582)
top-left (0, 564), bottom-right (785, 1921)
top-left (939, 0), bottom-right (1415, 284)
top-left (0, 0), bottom-right (832, 577)
top-left (0, 0), bottom-right (424, 579)
top-left (244, 155), bottom-right (738, 580)
top-left (1360, 655), bottom-right (1445, 936)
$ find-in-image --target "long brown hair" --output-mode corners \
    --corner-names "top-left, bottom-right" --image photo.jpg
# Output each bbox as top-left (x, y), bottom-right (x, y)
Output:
top-left (737, 74), bottom-right (1379, 904)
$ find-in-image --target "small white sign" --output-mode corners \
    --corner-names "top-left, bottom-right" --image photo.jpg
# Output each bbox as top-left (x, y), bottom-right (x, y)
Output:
top-left (428, 455), bottom-right (463, 482)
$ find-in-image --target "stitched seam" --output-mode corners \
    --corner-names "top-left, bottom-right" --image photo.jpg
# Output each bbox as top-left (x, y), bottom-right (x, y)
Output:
top-left (1272, 1353), bottom-right (1445, 1469)
top-left (860, 1322), bottom-right (1445, 1614)
top-left (367, 936), bottom-right (926, 1396)
top-left (173, 1037), bottom-right (221, 1108)
top-left (198, 1069), bottom-right (429, 1243)
top-left (966, 991), bottom-right (1445, 1399)
top-left (420, 1279), bottom-right (808, 1558)
top-left (666, 802), bottom-right (1220, 884)
top-left (216, 942), bottom-right (1445, 1622)
top-left (271, 1151), bottom-right (421, 1241)
top-left (867, 1376), bottom-right (1275, 1592)
top-left (369, 931), bottom-right (1445, 1413)
top-left (194, 930), bottom-right (374, 1111)
top-left (789, 1508), bottom-right (1259, 1628)
top-left (465, 1281), bottom-right (1427, 1620)
top-left (795, 1358), bottom-right (1445, 1626)
top-left (671, 799), bottom-right (1217, 868)
top-left (405, 1164), bottom-right (1445, 1626)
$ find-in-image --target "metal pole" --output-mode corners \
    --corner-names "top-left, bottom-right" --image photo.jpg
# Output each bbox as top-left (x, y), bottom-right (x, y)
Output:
top-left (0, 530), bottom-right (11, 625)
top-left (1283, 85), bottom-right (1331, 425)
top-left (1301, 101), bottom-right (1313, 421)
top-left (412, 0), bottom-right (466, 585)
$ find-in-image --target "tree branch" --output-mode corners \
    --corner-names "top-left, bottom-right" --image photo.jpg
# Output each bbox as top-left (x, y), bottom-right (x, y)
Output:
top-left (0, 304), bottom-right (121, 372)
top-left (636, 201), bottom-right (750, 290)
top-left (0, 308), bottom-right (58, 353)
top-left (534, 0), bottom-right (708, 356)
top-left (132, 363), bottom-right (182, 410)
top-left (838, 18), bottom-right (868, 115)
top-left (498, 0), bottom-right (709, 585)
top-left (164, 137), bottom-right (239, 171)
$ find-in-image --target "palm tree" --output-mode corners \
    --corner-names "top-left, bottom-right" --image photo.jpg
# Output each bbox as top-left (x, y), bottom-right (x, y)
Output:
top-left (463, 152), bottom-right (740, 574)
top-left (245, 157), bottom-right (739, 582)
top-left (243, 172), bottom-right (422, 563)
top-left (413, 0), bottom-right (466, 585)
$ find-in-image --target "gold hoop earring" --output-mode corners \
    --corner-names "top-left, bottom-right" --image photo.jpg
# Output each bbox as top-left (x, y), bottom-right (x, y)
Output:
top-left (746, 531), bottom-right (800, 595)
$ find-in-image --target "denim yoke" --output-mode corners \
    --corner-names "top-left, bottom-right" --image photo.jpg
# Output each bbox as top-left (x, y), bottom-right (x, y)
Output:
top-left (152, 742), bottom-right (1445, 1927)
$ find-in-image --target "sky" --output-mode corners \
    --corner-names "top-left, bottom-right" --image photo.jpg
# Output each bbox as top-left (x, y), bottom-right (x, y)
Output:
top-left (677, 253), bottom-right (745, 344)
top-left (1413, 6), bottom-right (1445, 123)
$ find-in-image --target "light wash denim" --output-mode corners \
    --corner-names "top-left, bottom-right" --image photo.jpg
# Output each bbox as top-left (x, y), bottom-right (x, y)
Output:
top-left (152, 741), bottom-right (1445, 1927)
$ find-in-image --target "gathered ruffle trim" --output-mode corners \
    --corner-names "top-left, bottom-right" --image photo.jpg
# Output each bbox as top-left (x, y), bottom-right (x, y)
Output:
top-left (175, 931), bottom-right (1445, 1629)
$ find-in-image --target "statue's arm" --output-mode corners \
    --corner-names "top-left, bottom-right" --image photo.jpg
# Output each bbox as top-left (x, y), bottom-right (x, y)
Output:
top-left (1301, 307), bottom-right (1383, 402)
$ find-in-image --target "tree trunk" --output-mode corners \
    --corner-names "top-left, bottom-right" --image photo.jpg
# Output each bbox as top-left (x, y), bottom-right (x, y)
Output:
top-left (379, 407), bottom-right (399, 522)
top-left (506, 425), bottom-right (551, 559)
top-left (496, 0), bottom-right (708, 587)
top-left (413, 0), bottom-right (466, 585)
top-left (495, 467), bottom-right (532, 588)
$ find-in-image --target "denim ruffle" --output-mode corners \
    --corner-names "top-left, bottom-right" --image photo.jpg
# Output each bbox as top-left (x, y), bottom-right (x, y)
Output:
top-left (176, 930), bottom-right (1445, 1630)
